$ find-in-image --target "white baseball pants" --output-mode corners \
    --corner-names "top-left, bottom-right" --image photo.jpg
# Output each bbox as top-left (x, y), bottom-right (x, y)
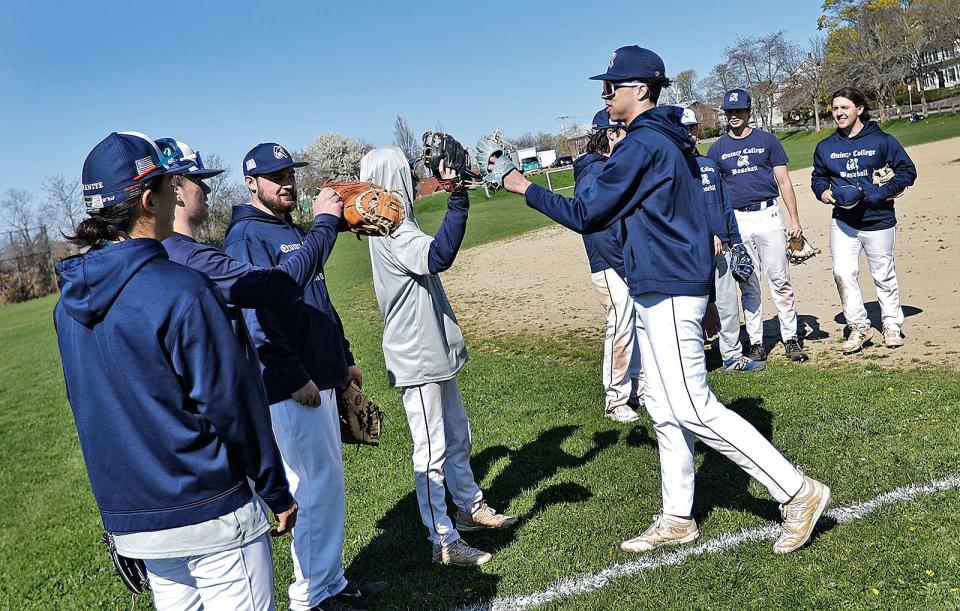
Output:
top-left (591, 268), bottom-right (644, 411)
top-left (714, 246), bottom-right (744, 361)
top-left (269, 393), bottom-right (348, 611)
top-left (734, 204), bottom-right (799, 343)
top-left (830, 219), bottom-right (903, 332)
top-left (402, 378), bottom-right (484, 546)
top-left (144, 533), bottom-right (274, 611)
top-left (633, 292), bottom-right (804, 517)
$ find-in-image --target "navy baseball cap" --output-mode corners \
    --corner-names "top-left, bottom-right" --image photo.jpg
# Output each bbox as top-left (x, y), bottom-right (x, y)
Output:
top-left (592, 108), bottom-right (626, 131)
top-left (81, 131), bottom-right (180, 214)
top-left (242, 143), bottom-right (308, 177)
top-left (721, 88), bottom-right (752, 110)
top-left (590, 46), bottom-right (666, 82)
top-left (155, 138), bottom-right (225, 178)
top-left (832, 184), bottom-right (864, 209)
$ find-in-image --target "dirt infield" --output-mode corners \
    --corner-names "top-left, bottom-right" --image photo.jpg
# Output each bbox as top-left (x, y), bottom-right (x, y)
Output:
top-left (444, 137), bottom-right (960, 369)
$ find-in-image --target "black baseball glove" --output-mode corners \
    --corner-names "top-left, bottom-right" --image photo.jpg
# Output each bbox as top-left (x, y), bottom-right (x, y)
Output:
top-left (102, 531), bottom-right (150, 596)
top-left (420, 132), bottom-right (474, 191)
top-left (729, 243), bottom-right (754, 283)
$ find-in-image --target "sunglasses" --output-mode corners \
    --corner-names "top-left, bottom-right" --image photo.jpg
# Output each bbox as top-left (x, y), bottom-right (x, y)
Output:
top-left (601, 81), bottom-right (644, 100)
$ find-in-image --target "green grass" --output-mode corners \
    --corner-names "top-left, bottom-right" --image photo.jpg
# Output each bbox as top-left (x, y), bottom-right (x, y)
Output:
top-left (3, 164), bottom-right (960, 609)
top-left (697, 112), bottom-right (960, 171)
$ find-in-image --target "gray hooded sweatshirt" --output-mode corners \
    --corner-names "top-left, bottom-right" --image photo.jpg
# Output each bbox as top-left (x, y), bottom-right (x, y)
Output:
top-left (360, 147), bottom-right (467, 387)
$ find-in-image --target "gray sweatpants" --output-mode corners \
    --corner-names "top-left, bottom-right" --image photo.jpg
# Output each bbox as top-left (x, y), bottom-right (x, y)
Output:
top-left (715, 245), bottom-right (744, 361)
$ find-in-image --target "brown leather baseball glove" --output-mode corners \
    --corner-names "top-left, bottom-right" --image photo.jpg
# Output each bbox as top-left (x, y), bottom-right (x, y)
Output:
top-left (336, 381), bottom-right (383, 446)
top-left (324, 181), bottom-right (405, 237)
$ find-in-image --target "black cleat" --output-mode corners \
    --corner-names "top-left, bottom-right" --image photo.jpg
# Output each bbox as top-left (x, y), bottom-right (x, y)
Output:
top-left (747, 343), bottom-right (768, 362)
top-left (784, 338), bottom-right (809, 362)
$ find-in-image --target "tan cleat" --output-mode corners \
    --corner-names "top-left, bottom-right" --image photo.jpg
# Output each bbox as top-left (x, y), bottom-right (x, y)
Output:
top-left (455, 502), bottom-right (518, 532)
top-left (774, 475), bottom-right (832, 554)
top-left (842, 324), bottom-right (873, 354)
top-left (620, 515), bottom-right (699, 553)
top-left (432, 538), bottom-right (492, 566)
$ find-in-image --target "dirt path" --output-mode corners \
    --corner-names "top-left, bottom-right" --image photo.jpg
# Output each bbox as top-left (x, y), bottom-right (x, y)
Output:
top-left (444, 137), bottom-right (960, 369)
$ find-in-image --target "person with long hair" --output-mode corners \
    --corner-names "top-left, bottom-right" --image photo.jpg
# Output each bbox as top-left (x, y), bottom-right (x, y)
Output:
top-left (55, 132), bottom-right (294, 609)
top-left (811, 87), bottom-right (917, 353)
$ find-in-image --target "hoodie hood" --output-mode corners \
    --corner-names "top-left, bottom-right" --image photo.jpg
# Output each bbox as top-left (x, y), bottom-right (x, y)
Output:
top-left (227, 202), bottom-right (290, 233)
top-left (359, 146), bottom-right (416, 220)
top-left (630, 105), bottom-right (695, 153)
top-left (57, 239), bottom-right (168, 326)
top-left (839, 119), bottom-right (881, 141)
top-left (573, 153), bottom-right (603, 180)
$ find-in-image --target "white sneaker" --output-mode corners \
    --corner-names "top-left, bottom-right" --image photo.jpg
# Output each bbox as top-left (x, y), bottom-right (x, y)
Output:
top-left (605, 405), bottom-right (640, 423)
top-left (620, 515), bottom-right (699, 552)
top-left (455, 502), bottom-right (518, 532)
top-left (842, 324), bottom-right (873, 354)
top-left (432, 538), bottom-right (492, 566)
top-left (773, 475), bottom-right (831, 554)
top-left (883, 326), bottom-right (904, 348)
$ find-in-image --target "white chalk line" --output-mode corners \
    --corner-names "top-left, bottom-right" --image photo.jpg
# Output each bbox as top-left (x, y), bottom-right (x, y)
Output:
top-left (459, 474), bottom-right (960, 611)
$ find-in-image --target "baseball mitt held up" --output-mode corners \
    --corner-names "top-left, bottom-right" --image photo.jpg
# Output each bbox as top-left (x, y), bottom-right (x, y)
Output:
top-left (420, 132), bottom-right (476, 192)
top-left (786, 234), bottom-right (819, 265)
top-left (475, 129), bottom-right (519, 191)
top-left (323, 181), bottom-right (405, 237)
top-left (336, 380), bottom-right (383, 446)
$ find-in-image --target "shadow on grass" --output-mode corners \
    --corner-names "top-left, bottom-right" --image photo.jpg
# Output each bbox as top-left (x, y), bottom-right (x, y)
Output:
top-left (693, 397), bottom-right (782, 523)
top-left (346, 425), bottom-right (618, 609)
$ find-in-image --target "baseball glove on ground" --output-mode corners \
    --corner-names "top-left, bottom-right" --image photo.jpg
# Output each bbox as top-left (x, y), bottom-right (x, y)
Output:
top-left (475, 129), bottom-right (518, 191)
top-left (336, 381), bottom-right (383, 446)
top-left (786, 235), bottom-right (819, 265)
top-left (102, 532), bottom-right (150, 596)
top-left (729, 243), bottom-right (754, 282)
top-left (420, 132), bottom-right (476, 191)
top-left (324, 181), bottom-right (405, 237)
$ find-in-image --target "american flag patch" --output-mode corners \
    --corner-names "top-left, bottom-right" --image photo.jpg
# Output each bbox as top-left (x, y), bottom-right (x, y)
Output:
top-left (135, 156), bottom-right (155, 175)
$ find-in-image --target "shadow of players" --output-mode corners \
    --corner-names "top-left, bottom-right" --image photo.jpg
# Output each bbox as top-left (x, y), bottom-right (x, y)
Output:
top-left (833, 301), bottom-right (922, 329)
top-left (346, 424), bottom-right (617, 609)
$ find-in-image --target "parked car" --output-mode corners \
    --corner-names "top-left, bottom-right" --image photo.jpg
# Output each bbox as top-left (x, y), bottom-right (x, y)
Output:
top-left (556, 156), bottom-right (573, 167)
top-left (521, 157), bottom-right (541, 173)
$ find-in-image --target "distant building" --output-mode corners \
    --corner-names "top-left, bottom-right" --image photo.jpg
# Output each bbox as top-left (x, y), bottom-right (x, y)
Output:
top-left (922, 39), bottom-right (960, 90)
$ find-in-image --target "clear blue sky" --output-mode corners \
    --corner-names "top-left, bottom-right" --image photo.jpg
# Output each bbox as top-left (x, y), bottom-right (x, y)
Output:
top-left (2, 0), bottom-right (823, 201)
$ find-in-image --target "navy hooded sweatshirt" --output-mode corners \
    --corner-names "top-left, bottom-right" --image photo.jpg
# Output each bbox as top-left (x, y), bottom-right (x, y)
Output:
top-left (224, 205), bottom-right (354, 402)
top-left (54, 239), bottom-right (293, 533)
top-left (525, 105), bottom-right (713, 298)
top-left (696, 154), bottom-right (742, 245)
top-left (575, 153), bottom-right (627, 277)
top-left (810, 120), bottom-right (917, 231)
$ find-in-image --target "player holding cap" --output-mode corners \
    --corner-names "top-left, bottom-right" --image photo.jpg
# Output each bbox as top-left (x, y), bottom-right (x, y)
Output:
top-left (224, 143), bottom-right (383, 611)
top-left (577, 109), bottom-right (643, 421)
top-left (707, 88), bottom-right (809, 363)
top-left (359, 146), bottom-right (517, 567)
top-left (811, 87), bottom-right (917, 353)
top-left (679, 109), bottom-right (764, 373)
top-left (502, 46), bottom-right (831, 555)
top-left (56, 132), bottom-right (293, 609)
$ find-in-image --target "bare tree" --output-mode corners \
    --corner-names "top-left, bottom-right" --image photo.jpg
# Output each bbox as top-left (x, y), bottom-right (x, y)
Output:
top-left (920, 0), bottom-right (960, 44)
top-left (1, 189), bottom-right (37, 245)
top-left (393, 115), bottom-right (419, 160)
top-left (512, 132), bottom-right (538, 149)
top-left (702, 62), bottom-right (741, 106)
top-left (670, 69), bottom-right (701, 103)
top-left (780, 36), bottom-right (829, 130)
top-left (720, 31), bottom-right (802, 129)
top-left (41, 174), bottom-right (82, 237)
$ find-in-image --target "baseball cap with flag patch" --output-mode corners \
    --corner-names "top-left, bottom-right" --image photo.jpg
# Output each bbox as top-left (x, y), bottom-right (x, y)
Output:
top-left (81, 132), bottom-right (181, 214)
top-left (155, 138), bottom-right (225, 178)
top-left (242, 142), bottom-right (308, 177)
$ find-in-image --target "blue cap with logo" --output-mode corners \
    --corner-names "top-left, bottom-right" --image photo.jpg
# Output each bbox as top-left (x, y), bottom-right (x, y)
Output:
top-left (592, 108), bottom-right (626, 131)
top-left (589, 45), bottom-right (666, 82)
top-left (81, 131), bottom-right (181, 214)
top-left (721, 88), bottom-right (752, 110)
top-left (155, 138), bottom-right (225, 178)
top-left (242, 143), bottom-right (308, 177)
top-left (832, 184), bottom-right (864, 209)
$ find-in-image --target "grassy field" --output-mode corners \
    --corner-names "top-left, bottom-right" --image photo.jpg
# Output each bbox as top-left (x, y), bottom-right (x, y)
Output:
top-left (2, 121), bottom-right (960, 609)
top-left (697, 112), bottom-right (960, 170)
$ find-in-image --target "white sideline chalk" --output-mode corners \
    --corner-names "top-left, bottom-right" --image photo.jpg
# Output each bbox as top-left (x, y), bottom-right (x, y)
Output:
top-left (459, 474), bottom-right (960, 611)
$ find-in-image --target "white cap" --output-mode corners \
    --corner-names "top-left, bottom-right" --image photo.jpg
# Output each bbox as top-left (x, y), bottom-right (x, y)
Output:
top-left (680, 107), bottom-right (699, 126)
